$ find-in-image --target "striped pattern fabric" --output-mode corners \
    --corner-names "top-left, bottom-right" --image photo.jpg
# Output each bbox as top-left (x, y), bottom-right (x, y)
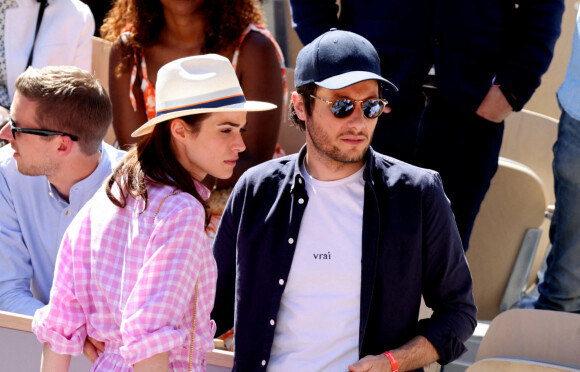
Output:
top-left (32, 181), bottom-right (217, 371)
top-left (156, 94), bottom-right (246, 117)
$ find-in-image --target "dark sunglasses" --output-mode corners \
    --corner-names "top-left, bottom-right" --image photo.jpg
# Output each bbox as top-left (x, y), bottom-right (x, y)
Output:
top-left (310, 95), bottom-right (388, 119)
top-left (8, 117), bottom-right (79, 141)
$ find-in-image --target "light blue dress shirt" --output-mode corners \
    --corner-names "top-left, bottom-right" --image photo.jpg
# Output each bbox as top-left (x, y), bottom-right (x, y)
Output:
top-left (557, 8), bottom-right (580, 120)
top-left (0, 143), bottom-right (125, 315)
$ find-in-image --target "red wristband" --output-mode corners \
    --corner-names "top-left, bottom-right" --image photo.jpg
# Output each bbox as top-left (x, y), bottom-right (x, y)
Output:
top-left (382, 350), bottom-right (399, 372)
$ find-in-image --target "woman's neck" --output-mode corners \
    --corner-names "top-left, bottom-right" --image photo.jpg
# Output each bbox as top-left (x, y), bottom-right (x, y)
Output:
top-left (160, 10), bottom-right (206, 49)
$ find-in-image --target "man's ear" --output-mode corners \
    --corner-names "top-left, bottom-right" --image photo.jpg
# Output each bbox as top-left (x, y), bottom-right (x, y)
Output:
top-left (292, 91), bottom-right (308, 121)
top-left (170, 118), bottom-right (188, 144)
top-left (55, 136), bottom-right (73, 156)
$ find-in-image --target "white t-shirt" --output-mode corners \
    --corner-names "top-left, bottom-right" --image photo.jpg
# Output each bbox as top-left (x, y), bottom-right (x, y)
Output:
top-left (268, 162), bottom-right (365, 371)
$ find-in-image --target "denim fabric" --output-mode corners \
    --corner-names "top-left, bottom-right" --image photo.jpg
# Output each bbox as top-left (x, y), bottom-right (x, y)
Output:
top-left (536, 109), bottom-right (580, 313)
top-left (535, 8), bottom-right (580, 313)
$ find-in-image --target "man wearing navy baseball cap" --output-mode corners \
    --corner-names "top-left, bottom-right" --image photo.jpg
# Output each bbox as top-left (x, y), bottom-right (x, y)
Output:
top-left (212, 29), bottom-right (476, 372)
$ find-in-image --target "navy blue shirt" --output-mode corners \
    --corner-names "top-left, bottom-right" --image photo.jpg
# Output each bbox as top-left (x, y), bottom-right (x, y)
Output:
top-left (212, 147), bottom-right (477, 371)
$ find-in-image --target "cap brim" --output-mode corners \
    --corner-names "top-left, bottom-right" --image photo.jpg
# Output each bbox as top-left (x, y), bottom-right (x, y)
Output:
top-left (131, 101), bottom-right (277, 137)
top-left (316, 71), bottom-right (398, 92)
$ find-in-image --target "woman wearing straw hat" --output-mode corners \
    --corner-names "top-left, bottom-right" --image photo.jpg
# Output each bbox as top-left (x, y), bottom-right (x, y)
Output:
top-left (31, 54), bottom-right (275, 372)
top-left (101, 0), bottom-right (286, 243)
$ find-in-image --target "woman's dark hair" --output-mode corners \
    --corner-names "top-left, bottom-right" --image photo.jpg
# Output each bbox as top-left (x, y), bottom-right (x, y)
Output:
top-left (101, 0), bottom-right (265, 76)
top-left (106, 113), bottom-right (211, 225)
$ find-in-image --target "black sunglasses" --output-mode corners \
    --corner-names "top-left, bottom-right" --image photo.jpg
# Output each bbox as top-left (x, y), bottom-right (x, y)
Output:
top-left (310, 95), bottom-right (388, 119)
top-left (9, 117), bottom-right (79, 141)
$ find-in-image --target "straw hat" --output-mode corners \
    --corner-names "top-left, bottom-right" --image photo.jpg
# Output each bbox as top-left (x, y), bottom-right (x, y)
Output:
top-left (132, 54), bottom-right (277, 137)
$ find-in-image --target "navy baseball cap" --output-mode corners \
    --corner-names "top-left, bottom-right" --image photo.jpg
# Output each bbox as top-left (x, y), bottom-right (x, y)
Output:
top-left (294, 29), bottom-right (398, 92)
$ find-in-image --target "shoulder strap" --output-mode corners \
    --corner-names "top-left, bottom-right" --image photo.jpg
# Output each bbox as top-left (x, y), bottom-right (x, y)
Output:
top-left (27, 0), bottom-right (48, 68)
top-left (231, 24), bottom-right (253, 70)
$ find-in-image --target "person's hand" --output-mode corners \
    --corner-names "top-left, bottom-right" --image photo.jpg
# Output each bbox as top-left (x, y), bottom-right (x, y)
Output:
top-left (475, 85), bottom-right (513, 123)
top-left (349, 354), bottom-right (392, 372)
top-left (83, 336), bottom-right (105, 363)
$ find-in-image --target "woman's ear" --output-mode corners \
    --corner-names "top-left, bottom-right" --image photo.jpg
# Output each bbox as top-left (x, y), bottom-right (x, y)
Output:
top-left (170, 118), bottom-right (188, 144)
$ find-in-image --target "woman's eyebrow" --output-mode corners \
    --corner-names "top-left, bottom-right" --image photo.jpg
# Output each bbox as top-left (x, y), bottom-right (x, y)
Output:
top-left (217, 122), bottom-right (248, 128)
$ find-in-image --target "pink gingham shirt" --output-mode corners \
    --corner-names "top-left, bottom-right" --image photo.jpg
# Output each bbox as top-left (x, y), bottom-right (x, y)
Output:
top-left (32, 181), bottom-right (217, 371)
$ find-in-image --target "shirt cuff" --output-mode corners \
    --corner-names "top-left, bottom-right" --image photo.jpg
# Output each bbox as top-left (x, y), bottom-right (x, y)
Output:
top-left (32, 307), bottom-right (86, 356)
top-left (497, 84), bottom-right (523, 112)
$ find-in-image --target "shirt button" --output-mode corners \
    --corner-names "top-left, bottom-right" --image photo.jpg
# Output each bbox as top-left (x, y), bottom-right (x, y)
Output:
top-left (65, 210), bottom-right (72, 216)
top-left (298, 178), bottom-right (303, 184)
top-left (279, 279), bottom-right (285, 285)
top-left (261, 360), bottom-right (266, 366)
top-left (288, 238), bottom-right (294, 244)
top-left (298, 198), bottom-right (304, 204)
top-left (270, 319), bottom-right (275, 326)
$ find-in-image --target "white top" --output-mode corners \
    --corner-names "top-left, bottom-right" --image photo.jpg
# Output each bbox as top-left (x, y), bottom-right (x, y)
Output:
top-left (268, 162), bottom-right (365, 371)
top-left (4, 0), bottom-right (94, 102)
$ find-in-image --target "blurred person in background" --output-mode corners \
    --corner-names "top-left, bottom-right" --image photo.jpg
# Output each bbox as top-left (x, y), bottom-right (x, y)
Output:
top-left (1, 0), bottom-right (94, 126)
top-left (519, 7), bottom-right (580, 314)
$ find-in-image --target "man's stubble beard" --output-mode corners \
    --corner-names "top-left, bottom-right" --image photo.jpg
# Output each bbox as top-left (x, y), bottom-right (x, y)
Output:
top-left (306, 117), bottom-right (370, 165)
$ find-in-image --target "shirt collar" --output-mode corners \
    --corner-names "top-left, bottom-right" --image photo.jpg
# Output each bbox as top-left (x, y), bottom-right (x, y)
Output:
top-left (362, 146), bottom-right (376, 186)
top-left (48, 144), bottom-right (111, 204)
top-left (46, 178), bottom-right (68, 206)
top-left (289, 145), bottom-right (307, 194)
top-left (69, 145), bottom-right (109, 197)
top-left (194, 179), bottom-right (211, 200)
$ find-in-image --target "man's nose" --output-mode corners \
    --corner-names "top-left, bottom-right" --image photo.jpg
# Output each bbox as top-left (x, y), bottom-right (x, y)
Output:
top-left (346, 103), bottom-right (368, 128)
top-left (0, 121), bottom-right (13, 142)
